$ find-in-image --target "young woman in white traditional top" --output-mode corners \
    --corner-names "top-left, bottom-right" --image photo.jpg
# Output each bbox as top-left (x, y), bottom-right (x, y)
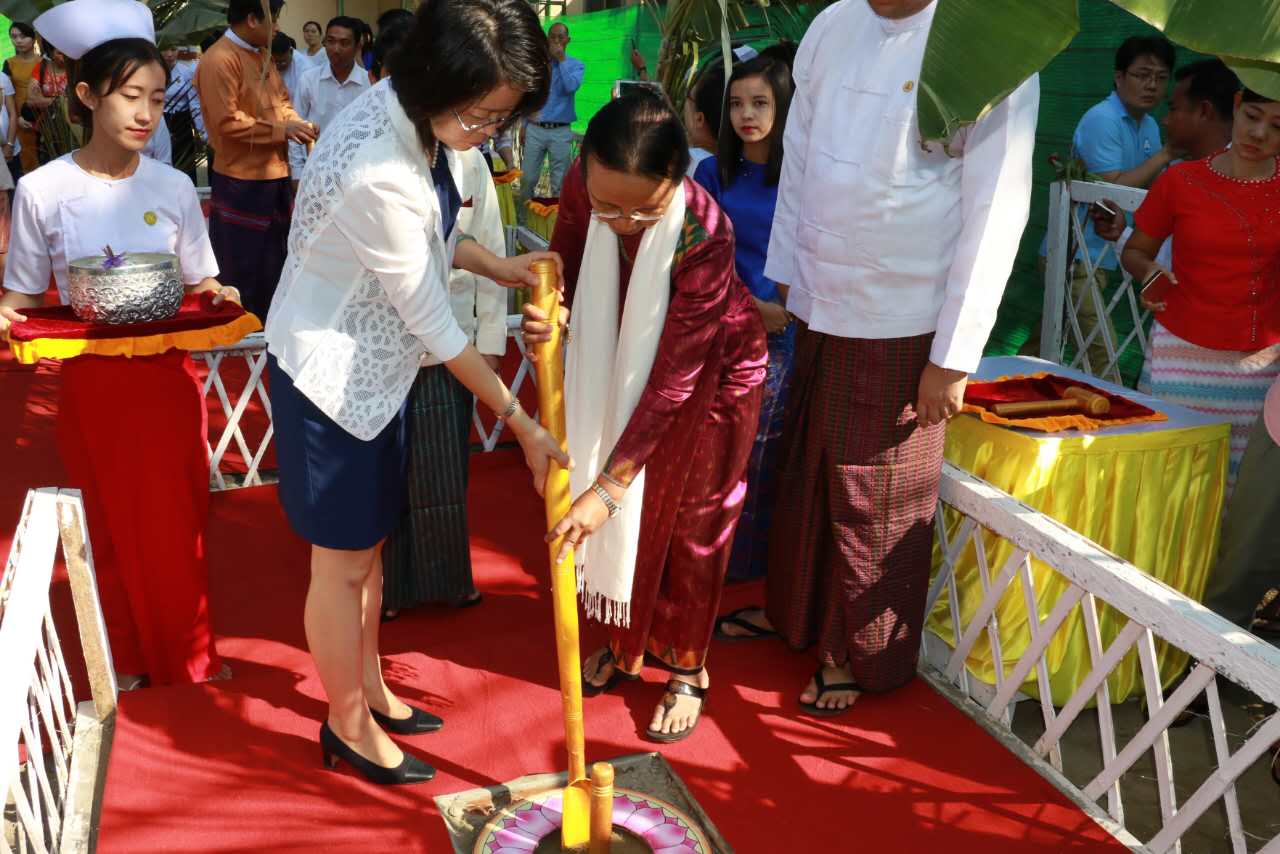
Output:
top-left (0, 0), bottom-right (241, 688)
top-left (264, 0), bottom-right (567, 785)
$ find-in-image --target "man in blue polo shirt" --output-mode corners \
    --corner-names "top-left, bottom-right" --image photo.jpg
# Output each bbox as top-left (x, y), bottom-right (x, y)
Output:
top-left (519, 22), bottom-right (584, 222)
top-left (1030, 36), bottom-right (1175, 379)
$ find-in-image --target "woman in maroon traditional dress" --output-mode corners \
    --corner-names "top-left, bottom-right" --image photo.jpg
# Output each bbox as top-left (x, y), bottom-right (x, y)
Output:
top-left (523, 93), bottom-right (766, 742)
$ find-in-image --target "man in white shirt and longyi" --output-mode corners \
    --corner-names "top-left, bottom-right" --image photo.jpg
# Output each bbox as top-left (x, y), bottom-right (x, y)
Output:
top-left (753, 0), bottom-right (1040, 714)
top-left (288, 16), bottom-right (370, 188)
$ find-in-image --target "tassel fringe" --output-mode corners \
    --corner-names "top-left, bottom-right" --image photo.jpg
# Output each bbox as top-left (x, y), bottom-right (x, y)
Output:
top-left (577, 561), bottom-right (631, 627)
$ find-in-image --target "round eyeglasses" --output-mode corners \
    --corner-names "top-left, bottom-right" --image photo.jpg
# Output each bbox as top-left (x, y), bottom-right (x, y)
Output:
top-left (590, 208), bottom-right (665, 223)
top-left (452, 109), bottom-right (510, 133)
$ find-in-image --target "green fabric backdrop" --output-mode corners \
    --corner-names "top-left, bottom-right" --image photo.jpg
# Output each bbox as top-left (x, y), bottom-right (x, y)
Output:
top-left (542, 4), bottom-right (817, 136)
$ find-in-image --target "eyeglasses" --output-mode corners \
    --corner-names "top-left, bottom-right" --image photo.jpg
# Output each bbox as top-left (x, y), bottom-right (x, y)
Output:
top-left (590, 208), bottom-right (664, 223)
top-left (452, 109), bottom-right (510, 133)
top-left (1127, 70), bottom-right (1170, 87)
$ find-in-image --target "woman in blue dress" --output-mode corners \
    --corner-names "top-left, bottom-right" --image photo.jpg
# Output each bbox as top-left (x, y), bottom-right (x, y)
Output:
top-left (695, 55), bottom-right (795, 587)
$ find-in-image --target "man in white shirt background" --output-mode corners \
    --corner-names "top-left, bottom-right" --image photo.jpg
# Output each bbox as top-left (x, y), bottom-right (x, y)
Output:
top-left (270, 32), bottom-right (309, 102)
top-left (289, 16), bottom-right (369, 189)
top-left (747, 0), bottom-right (1039, 715)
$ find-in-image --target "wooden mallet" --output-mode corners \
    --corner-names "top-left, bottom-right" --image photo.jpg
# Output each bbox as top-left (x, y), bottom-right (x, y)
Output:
top-left (992, 385), bottom-right (1110, 419)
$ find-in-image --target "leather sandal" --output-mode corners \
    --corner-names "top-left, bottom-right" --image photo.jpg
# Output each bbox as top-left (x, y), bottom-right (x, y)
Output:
top-left (799, 666), bottom-right (860, 717)
top-left (582, 647), bottom-right (638, 698)
top-left (713, 607), bottom-right (776, 642)
top-left (645, 679), bottom-right (707, 744)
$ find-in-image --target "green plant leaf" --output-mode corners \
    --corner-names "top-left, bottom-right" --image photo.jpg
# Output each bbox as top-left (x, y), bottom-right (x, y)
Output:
top-left (1226, 56), bottom-right (1280, 100)
top-left (1108, 0), bottom-right (1280, 62)
top-left (919, 0), bottom-right (1079, 142)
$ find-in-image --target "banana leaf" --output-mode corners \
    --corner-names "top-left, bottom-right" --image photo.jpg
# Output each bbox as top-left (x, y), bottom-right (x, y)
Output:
top-left (918, 0), bottom-right (1078, 142)
top-left (1108, 0), bottom-right (1280, 99)
top-left (919, 0), bottom-right (1280, 141)
top-left (156, 0), bottom-right (227, 46)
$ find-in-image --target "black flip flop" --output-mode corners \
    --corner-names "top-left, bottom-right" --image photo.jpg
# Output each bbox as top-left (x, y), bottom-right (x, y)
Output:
top-left (798, 667), bottom-right (860, 717)
top-left (645, 679), bottom-right (707, 744)
top-left (713, 607), bottom-right (776, 642)
top-left (581, 647), bottom-right (639, 698)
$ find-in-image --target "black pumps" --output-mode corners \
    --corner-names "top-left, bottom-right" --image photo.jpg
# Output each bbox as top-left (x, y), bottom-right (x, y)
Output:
top-left (370, 704), bottom-right (444, 735)
top-left (319, 722), bottom-right (436, 785)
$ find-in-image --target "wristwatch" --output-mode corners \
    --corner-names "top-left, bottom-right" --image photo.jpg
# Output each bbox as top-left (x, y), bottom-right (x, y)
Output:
top-left (591, 482), bottom-right (620, 518)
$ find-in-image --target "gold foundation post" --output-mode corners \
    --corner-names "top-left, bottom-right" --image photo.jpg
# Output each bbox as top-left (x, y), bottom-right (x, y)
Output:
top-left (589, 762), bottom-right (615, 853)
top-left (529, 259), bottom-right (590, 848)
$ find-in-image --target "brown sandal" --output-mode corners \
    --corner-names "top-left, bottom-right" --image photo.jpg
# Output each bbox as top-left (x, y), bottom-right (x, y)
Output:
top-left (581, 647), bottom-right (638, 697)
top-left (644, 679), bottom-right (707, 744)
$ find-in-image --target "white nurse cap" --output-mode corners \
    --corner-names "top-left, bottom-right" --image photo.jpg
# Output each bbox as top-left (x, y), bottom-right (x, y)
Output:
top-left (34, 0), bottom-right (156, 60)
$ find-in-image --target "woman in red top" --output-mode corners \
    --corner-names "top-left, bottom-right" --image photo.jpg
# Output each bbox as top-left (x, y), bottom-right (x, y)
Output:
top-left (1123, 86), bottom-right (1280, 495)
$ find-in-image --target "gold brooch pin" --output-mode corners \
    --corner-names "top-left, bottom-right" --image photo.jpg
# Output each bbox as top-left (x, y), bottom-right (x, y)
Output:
top-left (903, 80), bottom-right (915, 93)
top-left (143, 211), bottom-right (158, 226)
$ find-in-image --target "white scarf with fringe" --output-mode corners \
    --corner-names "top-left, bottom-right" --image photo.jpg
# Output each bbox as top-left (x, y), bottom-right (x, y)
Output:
top-left (564, 183), bottom-right (686, 627)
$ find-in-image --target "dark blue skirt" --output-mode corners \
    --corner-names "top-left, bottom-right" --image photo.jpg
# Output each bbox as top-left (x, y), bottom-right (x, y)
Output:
top-left (268, 354), bottom-right (410, 551)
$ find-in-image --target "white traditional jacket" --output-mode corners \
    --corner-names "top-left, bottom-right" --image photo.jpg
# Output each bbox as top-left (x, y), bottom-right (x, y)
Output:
top-left (764, 0), bottom-right (1040, 373)
top-left (265, 78), bottom-right (468, 440)
top-left (422, 146), bottom-right (508, 367)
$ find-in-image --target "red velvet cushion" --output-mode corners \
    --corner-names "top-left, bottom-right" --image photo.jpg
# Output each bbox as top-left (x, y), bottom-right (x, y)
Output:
top-left (10, 292), bottom-right (248, 342)
top-left (963, 375), bottom-right (1157, 421)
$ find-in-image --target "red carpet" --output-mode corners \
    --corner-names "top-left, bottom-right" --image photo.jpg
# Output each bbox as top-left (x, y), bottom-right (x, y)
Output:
top-left (2, 352), bottom-right (1128, 853)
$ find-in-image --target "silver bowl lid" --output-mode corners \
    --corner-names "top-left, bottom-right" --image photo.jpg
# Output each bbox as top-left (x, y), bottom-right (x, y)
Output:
top-left (69, 250), bottom-right (179, 277)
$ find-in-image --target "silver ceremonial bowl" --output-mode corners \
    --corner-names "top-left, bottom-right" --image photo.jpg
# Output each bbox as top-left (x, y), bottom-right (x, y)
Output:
top-left (68, 252), bottom-right (184, 325)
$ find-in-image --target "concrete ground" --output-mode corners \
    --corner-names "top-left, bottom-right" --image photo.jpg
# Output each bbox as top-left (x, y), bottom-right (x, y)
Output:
top-left (1010, 686), bottom-right (1278, 853)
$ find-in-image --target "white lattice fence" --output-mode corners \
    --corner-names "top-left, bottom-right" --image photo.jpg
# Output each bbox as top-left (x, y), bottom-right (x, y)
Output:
top-left (1042, 180), bottom-right (1153, 385)
top-left (194, 229), bottom-right (555, 490)
top-left (2, 489), bottom-right (117, 854)
top-left (192, 332), bottom-right (273, 491)
top-left (924, 463), bottom-right (1280, 853)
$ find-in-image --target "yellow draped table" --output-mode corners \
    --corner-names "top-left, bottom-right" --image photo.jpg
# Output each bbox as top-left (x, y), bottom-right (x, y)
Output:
top-left (928, 356), bottom-right (1230, 704)
top-left (525, 198), bottom-right (559, 245)
top-left (491, 165), bottom-right (521, 228)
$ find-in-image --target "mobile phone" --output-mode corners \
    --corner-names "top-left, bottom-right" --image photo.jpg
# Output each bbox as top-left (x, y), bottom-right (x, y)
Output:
top-left (612, 79), bottom-right (664, 100)
top-left (1140, 270), bottom-right (1174, 309)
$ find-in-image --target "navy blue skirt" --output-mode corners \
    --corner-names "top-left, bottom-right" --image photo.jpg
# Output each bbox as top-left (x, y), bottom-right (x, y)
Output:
top-left (268, 354), bottom-right (410, 551)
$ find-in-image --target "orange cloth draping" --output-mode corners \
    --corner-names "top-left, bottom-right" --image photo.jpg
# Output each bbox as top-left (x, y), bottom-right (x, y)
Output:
top-left (8, 293), bottom-right (261, 364)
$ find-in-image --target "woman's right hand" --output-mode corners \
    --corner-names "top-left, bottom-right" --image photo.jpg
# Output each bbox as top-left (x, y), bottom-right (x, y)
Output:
top-left (508, 410), bottom-right (572, 496)
top-left (520, 297), bottom-right (570, 363)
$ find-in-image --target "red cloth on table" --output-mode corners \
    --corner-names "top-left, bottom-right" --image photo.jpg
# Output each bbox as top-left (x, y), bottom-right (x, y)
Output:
top-left (57, 349), bottom-right (221, 684)
top-left (1133, 155), bottom-right (1280, 351)
top-left (551, 161), bottom-right (767, 672)
top-left (963, 374), bottom-right (1158, 420)
top-left (9, 291), bottom-right (247, 342)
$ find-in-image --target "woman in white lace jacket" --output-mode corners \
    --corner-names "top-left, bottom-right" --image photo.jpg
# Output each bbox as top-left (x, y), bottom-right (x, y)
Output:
top-left (263, 0), bottom-right (566, 786)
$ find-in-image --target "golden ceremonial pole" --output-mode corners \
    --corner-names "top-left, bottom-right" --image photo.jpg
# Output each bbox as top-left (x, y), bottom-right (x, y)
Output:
top-left (528, 259), bottom-right (592, 849)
